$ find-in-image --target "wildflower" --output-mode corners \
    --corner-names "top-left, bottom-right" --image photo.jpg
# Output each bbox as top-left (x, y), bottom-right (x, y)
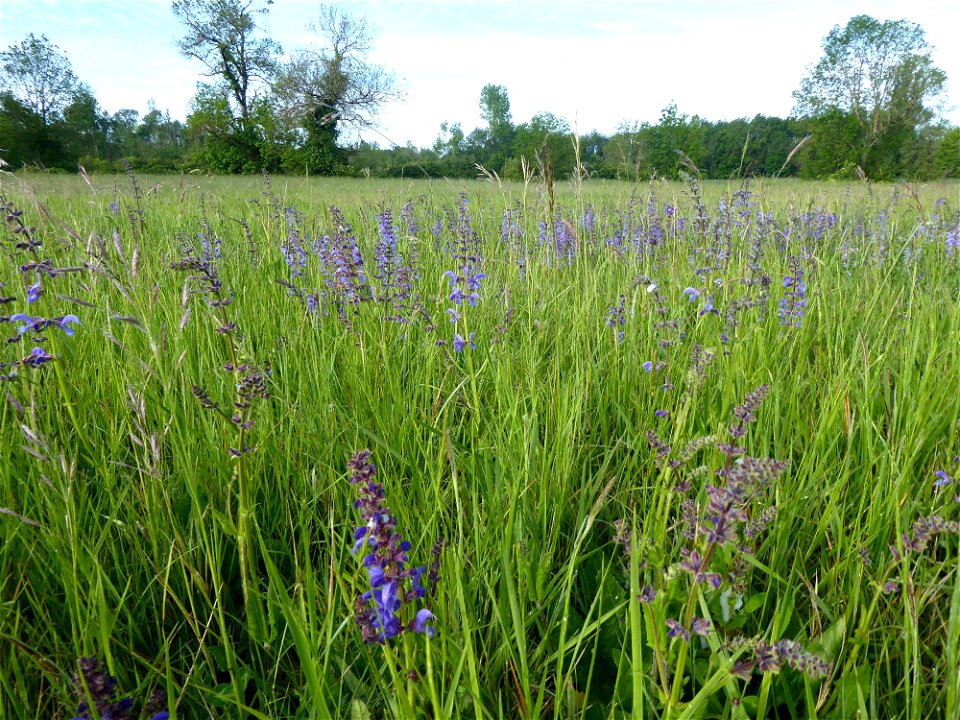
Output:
top-left (452, 332), bottom-right (475, 353)
top-left (59, 315), bottom-right (81, 336)
top-left (933, 469), bottom-right (954, 488)
top-left (20, 346), bottom-right (55, 367)
top-left (612, 519), bottom-right (632, 555)
top-left (946, 225), bottom-right (959, 258)
top-left (10, 313), bottom-right (81, 337)
top-left (70, 656), bottom-right (169, 720)
top-left (779, 257), bottom-right (807, 329)
top-left (642, 360), bottom-right (654, 372)
top-left (449, 286), bottom-right (466, 305)
top-left (699, 295), bottom-right (720, 316)
top-left (607, 295), bottom-right (626, 342)
top-left (654, 409), bottom-right (670, 418)
top-left (348, 450), bottom-right (437, 644)
top-left (683, 287), bottom-right (700, 301)
top-left (728, 385), bottom-right (770, 439)
top-left (691, 617), bottom-right (712, 636)
top-left (467, 272), bottom-right (486, 291)
top-left (27, 281), bottom-right (41, 304)
top-left (666, 618), bottom-right (690, 642)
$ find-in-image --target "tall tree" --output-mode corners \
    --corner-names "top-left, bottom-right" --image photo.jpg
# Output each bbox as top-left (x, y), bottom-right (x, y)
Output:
top-left (0, 33), bottom-right (80, 128)
top-left (172, 0), bottom-right (280, 133)
top-left (792, 15), bottom-right (947, 177)
top-left (478, 84), bottom-right (514, 172)
top-left (273, 5), bottom-right (398, 174)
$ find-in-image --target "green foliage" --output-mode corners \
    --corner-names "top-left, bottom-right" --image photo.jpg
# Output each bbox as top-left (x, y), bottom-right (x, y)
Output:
top-left (792, 14), bottom-right (948, 179)
top-left (477, 84), bottom-right (515, 173)
top-left (795, 108), bottom-right (862, 179)
top-left (936, 128), bottom-right (960, 178)
top-left (505, 112), bottom-right (575, 180)
top-left (0, 32), bottom-right (79, 127)
top-left (172, 0), bottom-right (280, 133)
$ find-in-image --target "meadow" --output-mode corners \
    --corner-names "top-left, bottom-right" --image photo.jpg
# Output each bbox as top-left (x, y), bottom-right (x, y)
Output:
top-left (0, 169), bottom-right (958, 719)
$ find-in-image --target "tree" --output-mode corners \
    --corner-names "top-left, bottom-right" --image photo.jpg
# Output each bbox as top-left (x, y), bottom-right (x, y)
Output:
top-left (0, 33), bottom-right (80, 128)
top-left (507, 112), bottom-right (574, 180)
top-left (644, 103), bottom-right (706, 178)
top-left (792, 15), bottom-right (947, 178)
top-left (172, 0), bottom-right (280, 133)
top-left (273, 5), bottom-right (399, 174)
top-left (478, 84), bottom-right (514, 172)
top-left (63, 88), bottom-right (111, 161)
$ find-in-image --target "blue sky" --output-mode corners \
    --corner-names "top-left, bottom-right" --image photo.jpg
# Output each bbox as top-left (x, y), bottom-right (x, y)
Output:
top-left (1, 0), bottom-right (957, 148)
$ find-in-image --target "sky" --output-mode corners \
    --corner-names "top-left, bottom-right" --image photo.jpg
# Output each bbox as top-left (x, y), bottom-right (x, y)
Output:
top-left (1, 0), bottom-right (958, 149)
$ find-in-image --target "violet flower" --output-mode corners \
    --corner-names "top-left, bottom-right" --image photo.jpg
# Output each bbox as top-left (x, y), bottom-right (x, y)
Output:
top-left (348, 450), bottom-right (438, 644)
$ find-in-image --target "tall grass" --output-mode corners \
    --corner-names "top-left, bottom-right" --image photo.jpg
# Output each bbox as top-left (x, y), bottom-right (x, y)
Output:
top-left (0, 170), bottom-right (958, 719)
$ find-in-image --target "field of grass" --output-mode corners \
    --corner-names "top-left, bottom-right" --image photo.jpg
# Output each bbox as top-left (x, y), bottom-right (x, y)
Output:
top-left (1, 169), bottom-right (959, 719)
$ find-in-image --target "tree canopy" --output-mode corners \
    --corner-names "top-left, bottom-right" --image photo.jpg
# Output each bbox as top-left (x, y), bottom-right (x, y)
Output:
top-left (172, 0), bottom-right (280, 129)
top-left (0, 33), bottom-right (80, 127)
top-left (272, 5), bottom-right (399, 173)
top-left (793, 15), bottom-right (947, 178)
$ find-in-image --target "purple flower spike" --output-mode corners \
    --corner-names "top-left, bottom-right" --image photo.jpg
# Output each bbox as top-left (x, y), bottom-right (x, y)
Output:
top-left (348, 449), bottom-right (441, 645)
top-left (27, 281), bottom-right (42, 304)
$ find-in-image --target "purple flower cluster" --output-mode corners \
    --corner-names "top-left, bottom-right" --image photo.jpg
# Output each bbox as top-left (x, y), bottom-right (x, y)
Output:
top-left (2, 199), bottom-right (85, 378)
top-left (607, 294), bottom-right (626, 342)
top-left (71, 656), bottom-right (168, 720)
top-left (933, 457), bottom-right (960, 502)
top-left (779, 256), bottom-right (807, 329)
top-left (348, 449), bottom-right (437, 644)
top-left (280, 207), bottom-right (308, 280)
top-left (400, 200), bottom-right (418, 236)
top-left (701, 456), bottom-right (789, 551)
top-left (373, 208), bottom-right (399, 291)
top-left (946, 225), bottom-right (960, 258)
top-left (891, 514), bottom-right (960, 559)
top-left (9, 313), bottom-right (80, 337)
top-left (727, 637), bottom-right (830, 679)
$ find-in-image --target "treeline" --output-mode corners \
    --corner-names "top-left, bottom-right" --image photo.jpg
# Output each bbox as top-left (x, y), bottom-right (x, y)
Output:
top-left (4, 87), bottom-right (957, 181)
top-left (354, 100), bottom-right (960, 181)
top-left (2, 9), bottom-right (958, 181)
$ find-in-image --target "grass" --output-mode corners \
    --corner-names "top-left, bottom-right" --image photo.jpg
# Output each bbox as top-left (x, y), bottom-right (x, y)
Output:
top-left (0, 169), bottom-right (958, 719)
